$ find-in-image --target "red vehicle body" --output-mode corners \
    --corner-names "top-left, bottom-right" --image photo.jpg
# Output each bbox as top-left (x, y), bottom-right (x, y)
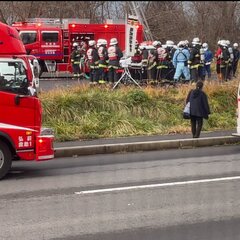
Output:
top-left (0, 21), bottom-right (54, 179)
top-left (12, 18), bottom-right (144, 76)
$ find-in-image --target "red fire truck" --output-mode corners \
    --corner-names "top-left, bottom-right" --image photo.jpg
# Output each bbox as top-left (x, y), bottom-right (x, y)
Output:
top-left (12, 18), bottom-right (144, 76)
top-left (0, 21), bottom-right (54, 179)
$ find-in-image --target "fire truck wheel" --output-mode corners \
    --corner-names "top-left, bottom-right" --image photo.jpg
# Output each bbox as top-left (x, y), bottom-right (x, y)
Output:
top-left (0, 140), bottom-right (12, 179)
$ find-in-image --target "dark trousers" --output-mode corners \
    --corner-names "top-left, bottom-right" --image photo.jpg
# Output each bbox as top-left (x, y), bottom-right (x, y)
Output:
top-left (98, 67), bottom-right (108, 82)
top-left (202, 65), bottom-right (211, 78)
top-left (233, 60), bottom-right (239, 76)
top-left (89, 68), bottom-right (99, 82)
top-left (190, 116), bottom-right (203, 138)
top-left (148, 66), bottom-right (157, 80)
top-left (108, 67), bottom-right (120, 83)
top-left (190, 68), bottom-right (198, 82)
top-left (72, 64), bottom-right (80, 75)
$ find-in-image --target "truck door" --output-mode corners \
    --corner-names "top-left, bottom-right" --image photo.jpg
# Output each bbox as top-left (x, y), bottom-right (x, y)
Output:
top-left (0, 58), bottom-right (41, 132)
top-left (19, 30), bottom-right (39, 55)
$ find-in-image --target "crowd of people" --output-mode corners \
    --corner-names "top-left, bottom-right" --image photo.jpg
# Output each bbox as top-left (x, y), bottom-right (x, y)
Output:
top-left (70, 37), bottom-right (240, 86)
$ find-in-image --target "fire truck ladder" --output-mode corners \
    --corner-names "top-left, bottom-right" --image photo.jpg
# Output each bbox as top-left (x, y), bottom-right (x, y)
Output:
top-left (128, 1), bottom-right (154, 41)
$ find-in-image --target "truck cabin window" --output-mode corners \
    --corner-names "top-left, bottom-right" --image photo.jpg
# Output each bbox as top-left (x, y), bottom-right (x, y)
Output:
top-left (20, 31), bottom-right (37, 44)
top-left (42, 32), bottom-right (58, 43)
top-left (0, 61), bottom-right (29, 95)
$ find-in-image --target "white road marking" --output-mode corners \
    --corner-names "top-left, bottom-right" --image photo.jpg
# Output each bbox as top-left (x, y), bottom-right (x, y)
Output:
top-left (75, 176), bottom-right (240, 195)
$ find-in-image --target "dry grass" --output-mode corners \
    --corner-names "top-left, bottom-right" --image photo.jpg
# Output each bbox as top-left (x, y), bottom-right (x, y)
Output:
top-left (39, 78), bottom-right (240, 142)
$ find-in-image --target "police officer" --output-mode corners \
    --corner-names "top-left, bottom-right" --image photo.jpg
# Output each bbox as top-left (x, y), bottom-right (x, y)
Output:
top-left (202, 42), bottom-right (213, 79)
top-left (107, 38), bottom-right (123, 85)
top-left (70, 42), bottom-right (82, 79)
top-left (97, 39), bottom-right (108, 84)
top-left (86, 40), bottom-right (99, 84)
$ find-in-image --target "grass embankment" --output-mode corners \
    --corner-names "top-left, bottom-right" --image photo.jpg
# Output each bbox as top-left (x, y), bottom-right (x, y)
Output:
top-left (40, 80), bottom-right (239, 142)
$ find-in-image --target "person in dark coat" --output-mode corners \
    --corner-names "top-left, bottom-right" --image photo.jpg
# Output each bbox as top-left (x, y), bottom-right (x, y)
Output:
top-left (186, 80), bottom-right (210, 138)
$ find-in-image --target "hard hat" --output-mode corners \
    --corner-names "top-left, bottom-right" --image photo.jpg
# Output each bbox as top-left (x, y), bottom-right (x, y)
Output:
top-left (166, 40), bottom-right (174, 47)
top-left (101, 39), bottom-right (107, 45)
top-left (202, 43), bottom-right (208, 48)
top-left (152, 41), bottom-right (161, 47)
top-left (226, 40), bottom-right (230, 46)
top-left (177, 41), bottom-right (185, 48)
top-left (73, 42), bottom-right (78, 47)
top-left (96, 39), bottom-right (102, 47)
top-left (192, 37), bottom-right (201, 45)
top-left (220, 40), bottom-right (228, 47)
top-left (233, 43), bottom-right (239, 48)
top-left (97, 39), bottom-right (103, 44)
top-left (110, 38), bottom-right (118, 46)
top-left (89, 40), bottom-right (96, 47)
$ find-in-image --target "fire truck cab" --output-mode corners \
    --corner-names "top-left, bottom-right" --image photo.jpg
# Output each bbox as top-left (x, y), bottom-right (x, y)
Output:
top-left (0, 21), bottom-right (54, 179)
top-left (12, 18), bottom-right (144, 76)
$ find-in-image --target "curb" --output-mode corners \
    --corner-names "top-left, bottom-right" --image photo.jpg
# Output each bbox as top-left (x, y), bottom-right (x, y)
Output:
top-left (54, 136), bottom-right (240, 158)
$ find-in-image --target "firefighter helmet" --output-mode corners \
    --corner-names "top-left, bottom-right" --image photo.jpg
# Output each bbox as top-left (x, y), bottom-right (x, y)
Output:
top-left (177, 41), bottom-right (185, 48)
top-left (152, 41), bottom-right (161, 47)
top-left (102, 39), bottom-right (107, 45)
top-left (110, 38), bottom-right (118, 46)
top-left (202, 43), bottom-right (208, 49)
top-left (233, 43), bottom-right (239, 48)
top-left (73, 42), bottom-right (78, 47)
top-left (220, 40), bottom-right (228, 47)
top-left (166, 40), bottom-right (174, 47)
top-left (192, 37), bottom-right (201, 45)
top-left (97, 39), bottom-right (103, 47)
top-left (89, 40), bottom-right (96, 47)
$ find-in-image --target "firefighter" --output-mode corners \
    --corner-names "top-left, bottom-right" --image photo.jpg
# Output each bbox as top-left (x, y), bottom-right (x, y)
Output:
top-left (188, 37), bottom-right (204, 82)
top-left (219, 40), bottom-right (231, 82)
top-left (86, 40), bottom-right (99, 84)
top-left (140, 42), bottom-right (148, 81)
top-left (107, 38), bottom-right (123, 85)
top-left (233, 42), bottom-right (240, 77)
top-left (147, 41), bottom-right (158, 83)
top-left (97, 39), bottom-right (108, 84)
top-left (70, 42), bottom-right (82, 79)
top-left (79, 41), bottom-right (90, 79)
top-left (131, 40), bottom-right (142, 81)
top-left (156, 41), bottom-right (168, 81)
top-left (226, 40), bottom-right (234, 80)
top-left (164, 40), bottom-right (175, 81)
top-left (215, 40), bottom-right (223, 83)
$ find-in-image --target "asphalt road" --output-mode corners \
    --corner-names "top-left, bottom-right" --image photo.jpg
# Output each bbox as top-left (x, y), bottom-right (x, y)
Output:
top-left (39, 78), bottom-right (86, 92)
top-left (1, 145), bottom-right (240, 239)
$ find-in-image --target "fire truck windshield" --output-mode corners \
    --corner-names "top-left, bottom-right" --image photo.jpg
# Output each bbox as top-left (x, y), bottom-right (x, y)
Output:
top-left (19, 31), bottom-right (37, 44)
top-left (0, 59), bottom-right (29, 94)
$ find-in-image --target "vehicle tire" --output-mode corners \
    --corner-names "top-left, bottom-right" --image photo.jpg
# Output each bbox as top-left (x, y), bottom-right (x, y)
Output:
top-left (0, 140), bottom-right (12, 179)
